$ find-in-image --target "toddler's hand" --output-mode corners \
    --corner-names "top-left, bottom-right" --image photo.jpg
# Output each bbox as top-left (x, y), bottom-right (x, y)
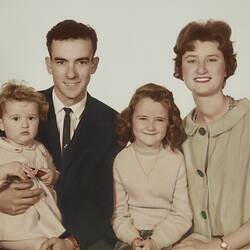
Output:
top-left (39, 167), bottom-right (59, 186)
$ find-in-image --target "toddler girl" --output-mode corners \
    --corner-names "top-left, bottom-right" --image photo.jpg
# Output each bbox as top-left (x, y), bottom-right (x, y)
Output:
top-left (0, 80), bottom-right (65, 250)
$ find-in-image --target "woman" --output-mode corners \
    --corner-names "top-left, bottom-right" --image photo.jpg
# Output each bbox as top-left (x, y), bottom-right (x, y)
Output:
top-left (173, 20), bottom-right (250, 249)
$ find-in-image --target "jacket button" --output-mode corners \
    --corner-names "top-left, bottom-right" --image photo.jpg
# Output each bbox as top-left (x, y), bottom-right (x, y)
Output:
top-left (201, 211), bottom-right (207, 219)
top-left (198, 127), bottom-right (206, 135)
top-left (197, 169), bottom-right (204, 177)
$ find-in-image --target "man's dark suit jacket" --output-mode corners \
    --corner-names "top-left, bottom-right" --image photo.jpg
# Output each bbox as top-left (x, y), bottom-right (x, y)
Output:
top-left (37, 87), bottom-right (122, 249)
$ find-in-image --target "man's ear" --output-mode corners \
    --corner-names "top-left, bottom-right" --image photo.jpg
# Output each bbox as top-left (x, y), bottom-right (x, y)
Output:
top-left (91, 57), bottom-right (99, 74)
top-left (45, 57), bottom-right (53, 74)
top-left (0, 119), bottom-right (5, 131)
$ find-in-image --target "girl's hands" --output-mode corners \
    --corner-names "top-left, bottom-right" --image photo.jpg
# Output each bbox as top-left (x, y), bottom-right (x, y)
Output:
top-left (140, 239), bottom-right (158, 250)
top-left (131, 238), bottom-right (158, 250)
top-left (131, 237), bottom-right (143, 250)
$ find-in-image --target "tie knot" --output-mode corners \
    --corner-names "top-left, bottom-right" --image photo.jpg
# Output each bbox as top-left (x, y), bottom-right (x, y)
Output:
top-left (63, 107), bottom-right (72, 115)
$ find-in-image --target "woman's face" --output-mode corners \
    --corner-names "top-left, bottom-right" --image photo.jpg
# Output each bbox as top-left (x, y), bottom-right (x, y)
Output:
top-left (181, 40), bottom-right (227, 98)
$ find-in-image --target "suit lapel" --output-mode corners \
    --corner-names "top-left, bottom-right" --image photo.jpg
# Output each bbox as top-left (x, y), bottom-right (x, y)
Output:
top-left (39, 91), bottom-right (103, 172)
top-left (39, 88), bottom-right (62, 170)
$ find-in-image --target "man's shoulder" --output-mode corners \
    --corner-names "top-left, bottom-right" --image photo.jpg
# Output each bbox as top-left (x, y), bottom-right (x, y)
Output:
top-left (39, 86), bottom-right (53, 98)
top-left (87, 94), bottom-right (118, 117)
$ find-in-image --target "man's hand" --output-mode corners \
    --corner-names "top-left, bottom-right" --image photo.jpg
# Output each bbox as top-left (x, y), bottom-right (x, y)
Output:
top-left (0, 161), bottom-right (30, 181)
top-left (0, 180), bottom-right (42, 215)
top-left (39, 238), bottom-right (75, 250)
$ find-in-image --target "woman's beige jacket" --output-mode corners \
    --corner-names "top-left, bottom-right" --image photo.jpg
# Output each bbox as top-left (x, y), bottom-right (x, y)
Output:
top-left (183, 98), bottom-right (250, 246)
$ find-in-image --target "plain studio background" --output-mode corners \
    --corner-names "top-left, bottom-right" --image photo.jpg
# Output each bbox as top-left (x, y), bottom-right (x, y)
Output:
top-left (1, 0), bottom-right (250, 117)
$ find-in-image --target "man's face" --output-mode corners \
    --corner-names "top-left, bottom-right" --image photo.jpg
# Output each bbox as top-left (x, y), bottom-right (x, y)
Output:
top-left (46, 39), bottom-right (99, 106)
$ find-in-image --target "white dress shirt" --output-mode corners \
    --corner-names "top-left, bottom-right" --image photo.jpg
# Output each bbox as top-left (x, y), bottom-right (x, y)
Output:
top-left (52, 90), bottom-right (87, 149)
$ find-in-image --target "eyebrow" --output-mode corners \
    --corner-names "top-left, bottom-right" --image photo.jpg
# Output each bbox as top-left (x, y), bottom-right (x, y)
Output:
top-left (135, 114), bottom-right (147, 117)
top-left (135, 114), bottom-right (167, 119)
top-left (155, 116), bottom-right (167, 118)
top-left (183, 55), bottom-right (196, 59)
top-left (54, 57), bottom-right (91, 62)
top-left (9, 113), bottom-right (38, 116)
top-left (207, 54), bottom-right (220, 57)
top-left (183, 54), bottom-right (220, 59)
top-left (54, 57), bottom-right (67, 61)
top-left (76, 57), bottom-right (91, 62)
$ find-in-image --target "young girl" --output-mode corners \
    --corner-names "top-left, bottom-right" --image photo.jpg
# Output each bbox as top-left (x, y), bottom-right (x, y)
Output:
top-left (112, 83), bottom-right (192, 250)
top-left (0, 80), bottom-right (65, 250)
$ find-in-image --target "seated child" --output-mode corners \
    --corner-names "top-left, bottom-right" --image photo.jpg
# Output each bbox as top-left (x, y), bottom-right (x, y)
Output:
top-left (0, 80), bottom-right (65, 250)
top-left (112, 83), bottom-right (192, 250)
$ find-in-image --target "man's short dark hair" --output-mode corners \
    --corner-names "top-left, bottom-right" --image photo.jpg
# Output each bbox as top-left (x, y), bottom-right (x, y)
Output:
top-left (46, 19), bottom-right (98, 57)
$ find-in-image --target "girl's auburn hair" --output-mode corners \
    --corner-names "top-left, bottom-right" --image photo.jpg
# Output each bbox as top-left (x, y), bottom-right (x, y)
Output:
top-left (116, 83), bottom-right (186, 151)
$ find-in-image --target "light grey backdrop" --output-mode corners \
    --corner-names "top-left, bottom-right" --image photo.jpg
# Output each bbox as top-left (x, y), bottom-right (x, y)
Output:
top-left (1, 0), bottom-right (250, 116)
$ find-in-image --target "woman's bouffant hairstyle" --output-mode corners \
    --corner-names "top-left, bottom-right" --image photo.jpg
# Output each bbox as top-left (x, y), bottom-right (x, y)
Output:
top-left (0, 80), bottom-right (49, 122)
top-left (116, 83), bottom-right (186, 151)
top-left (173, 19), bottom-right (237, 82)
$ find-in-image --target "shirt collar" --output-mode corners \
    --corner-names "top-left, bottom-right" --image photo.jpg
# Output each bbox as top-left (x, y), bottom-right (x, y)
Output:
top-left (184, 98), bottom-right (250, 137)
top-left (52, 89), bottom-right (87, 119)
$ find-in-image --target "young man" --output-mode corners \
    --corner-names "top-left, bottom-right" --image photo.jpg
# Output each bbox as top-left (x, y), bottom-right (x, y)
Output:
top-left (0, 20), bottom-right (122, 250)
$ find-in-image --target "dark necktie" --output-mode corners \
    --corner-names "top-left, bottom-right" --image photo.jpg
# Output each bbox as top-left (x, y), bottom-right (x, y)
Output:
top-left (62, 107), bottom-right (72, 152)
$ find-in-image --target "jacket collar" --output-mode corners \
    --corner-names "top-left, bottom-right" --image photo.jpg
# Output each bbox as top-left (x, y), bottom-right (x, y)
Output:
top-left (184, 98), bottom-right (250, 137)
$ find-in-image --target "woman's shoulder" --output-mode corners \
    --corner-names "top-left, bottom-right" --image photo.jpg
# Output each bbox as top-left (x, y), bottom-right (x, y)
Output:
top-left (239, 98), bottom-right (250, 111)
top-left (230, 98), bottom-right (250, 123)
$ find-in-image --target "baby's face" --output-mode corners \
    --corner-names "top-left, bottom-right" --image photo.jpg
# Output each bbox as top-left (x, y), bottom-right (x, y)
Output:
top-left (0, 100), bottom-right (39, 146)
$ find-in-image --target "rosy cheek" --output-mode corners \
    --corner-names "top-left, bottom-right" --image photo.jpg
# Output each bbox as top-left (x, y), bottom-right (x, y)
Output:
top-left (182, 64), bottom-right (191, 79)
top-left (217, 66), bottom-right (227, 78)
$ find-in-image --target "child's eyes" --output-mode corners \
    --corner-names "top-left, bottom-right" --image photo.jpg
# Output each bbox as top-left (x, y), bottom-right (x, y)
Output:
top-left (11, 116), bottom-right (37, 121)
top-left (137, 117), bottom-right (165, 122)
top-left (138, 117), bottom-right (147, 120)
top-left (208, 57), bottom-right (218, 62)
top-left (28, 116), bottom-right (37, 121)
top-left (12, 117), bottom-right (20, 121)
top-left (155, 118), bottom-right (165, 122)
top-left (185, 57), bottom-right (218, 64)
